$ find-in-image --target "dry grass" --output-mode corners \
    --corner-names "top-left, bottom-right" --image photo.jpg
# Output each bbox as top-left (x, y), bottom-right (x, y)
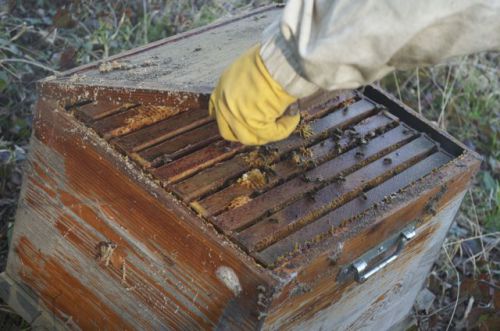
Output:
top-left (379, 55), bottom-right (499, 330)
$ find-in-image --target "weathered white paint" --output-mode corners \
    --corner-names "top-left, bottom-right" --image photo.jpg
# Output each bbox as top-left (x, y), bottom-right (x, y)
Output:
top-left (216, 266), bottom-right (242, 297)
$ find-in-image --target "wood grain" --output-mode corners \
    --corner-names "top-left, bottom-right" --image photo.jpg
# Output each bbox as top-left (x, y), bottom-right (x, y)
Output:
top-left (135, 121), bottom-right (220, 167)
top-left (112, 107), bottom-right (212, 153)
top-left (92, 104), bottom-right (181, 139)
top-left (74, 100), bottom-right (138, 123)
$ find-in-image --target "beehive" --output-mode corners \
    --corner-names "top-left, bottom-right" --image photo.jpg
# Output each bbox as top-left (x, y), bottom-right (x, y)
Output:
top-left (0, 5), bottom-right (480, 330)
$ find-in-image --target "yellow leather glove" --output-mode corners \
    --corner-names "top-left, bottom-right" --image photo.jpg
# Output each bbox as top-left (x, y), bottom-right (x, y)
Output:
top-left (209, 45), bottom-right (300, 145)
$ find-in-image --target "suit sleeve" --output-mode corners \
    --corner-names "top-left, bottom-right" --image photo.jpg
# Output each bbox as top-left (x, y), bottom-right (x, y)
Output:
top-left (260, 0), bottom-right (500, 98)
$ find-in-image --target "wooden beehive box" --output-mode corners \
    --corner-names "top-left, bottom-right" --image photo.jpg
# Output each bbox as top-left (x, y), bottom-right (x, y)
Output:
top-left (0, 5), bottom-right (481, 330)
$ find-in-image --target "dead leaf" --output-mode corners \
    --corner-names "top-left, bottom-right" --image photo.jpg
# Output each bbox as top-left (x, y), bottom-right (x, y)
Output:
top-left (53, 8), bottom-right (76, 28)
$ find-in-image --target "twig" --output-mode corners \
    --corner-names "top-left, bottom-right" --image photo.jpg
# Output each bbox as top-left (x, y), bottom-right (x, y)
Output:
top-left (461, 296), bottom-right (475, 323)
top-left (393, 71), bottom-right (402, 101)
top-left (0, 58), bottom-right (59, 74)
top-left (418, 297), bottom-right (468, 319)
top-left (0, 62), bottom-right (21, 79)
top-left (463, 239), bottom-right (500, 262)
top-left (143, 0), bottom-right (148, 44)
top-left (470, 190), bottom-right (495, 281)
top-left (9, 23), bottom-right (28, 42)
top-left (444, 245), bottom-right (460, 331)
top-left (416, 67), bottom-right (422, 114)
top-left (437, 58), bottom-right (466, 129)
top-left (110, 7), bottom-right (127, 40)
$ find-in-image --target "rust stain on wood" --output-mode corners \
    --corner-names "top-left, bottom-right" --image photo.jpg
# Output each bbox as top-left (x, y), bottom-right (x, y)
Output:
top-left (15, 236), bottom-right (135, 330)
top-left (17, 97), bottom-right (273, 329)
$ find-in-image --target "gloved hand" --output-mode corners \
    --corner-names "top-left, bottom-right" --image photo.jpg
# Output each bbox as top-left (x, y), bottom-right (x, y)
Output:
top-left (209, 44), bottom-right (300, 145)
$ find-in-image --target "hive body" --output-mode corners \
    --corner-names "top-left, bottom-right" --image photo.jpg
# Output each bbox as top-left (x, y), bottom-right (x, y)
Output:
top-left (0, 5), bottom-right (480, 330)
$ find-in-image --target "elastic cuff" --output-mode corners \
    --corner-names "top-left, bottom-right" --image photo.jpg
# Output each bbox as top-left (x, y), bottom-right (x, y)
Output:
top-left (260, 25), bottom-right (319, 99)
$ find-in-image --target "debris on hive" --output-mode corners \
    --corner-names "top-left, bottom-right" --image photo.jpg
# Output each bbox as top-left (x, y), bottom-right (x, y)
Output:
top-left (109, 105), bottom-right (176, 138)
top-left (190, 201), bottom-right (209, 217)
top-left (237, 169), bottom-right (267, 190)
top-left (121, 260), bottom-right (127, 284)
top-left (99, 61), bottom-right (133, 73)
top-left (227, 196), bottom-right (252, 210)
top-left (99, 59), bottom-right (156, 73)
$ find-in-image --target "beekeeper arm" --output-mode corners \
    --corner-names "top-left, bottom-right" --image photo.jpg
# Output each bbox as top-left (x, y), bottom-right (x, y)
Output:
top-left (210, 0), bottom-right (500, 145)
top-left (261, 0), bottom-right (500, 98)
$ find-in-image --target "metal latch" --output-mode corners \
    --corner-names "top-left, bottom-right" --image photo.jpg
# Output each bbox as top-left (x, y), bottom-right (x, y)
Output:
top-left (337, 223), bottom-right (416, 283)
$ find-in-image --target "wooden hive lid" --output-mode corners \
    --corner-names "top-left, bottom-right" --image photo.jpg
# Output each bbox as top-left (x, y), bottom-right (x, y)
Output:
top-left (41, 6), bottom-right (282, 95)
top-left (37, 4), bottom-right (480, 276)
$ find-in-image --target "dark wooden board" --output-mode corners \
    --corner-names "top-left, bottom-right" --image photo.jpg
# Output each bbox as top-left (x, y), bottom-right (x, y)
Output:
top-left (92, 105), bottom-right (182, 139)
top-left (236, 125), bottom-right (422, 252)
top-left (197, 115), bottom-right (403, 217)
top-left (215, 136), bottom-right (436, 233)
top-left (135, 121), bottom-right (220, 167)
top-left (150, 93), bottom-right (357, 184)
top-left (254, 152), bottom-right (452, 266)
top-left (74, 101), bottom-right (138, 123)
top-left (173, 99), bottom-right (377, 201)
top-left (153, 141), bottom-right (245, 184)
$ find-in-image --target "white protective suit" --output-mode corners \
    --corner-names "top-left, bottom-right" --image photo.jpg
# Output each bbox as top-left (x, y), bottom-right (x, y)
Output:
top-left (260, 0), bottom-right (500, 98)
